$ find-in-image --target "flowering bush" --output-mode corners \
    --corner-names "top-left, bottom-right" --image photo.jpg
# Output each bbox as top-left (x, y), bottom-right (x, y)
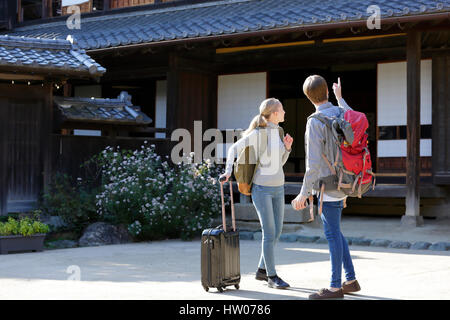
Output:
top-left (95, 143), bottom-right (230, 240)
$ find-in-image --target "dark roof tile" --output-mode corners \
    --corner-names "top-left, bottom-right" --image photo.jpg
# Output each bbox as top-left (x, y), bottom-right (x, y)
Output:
top-left (0, 34), bottom-right (106, 77)
top-left (2, 0), bottom-right (448, 51)
top-left (55, 91), bottom-right (152, 126)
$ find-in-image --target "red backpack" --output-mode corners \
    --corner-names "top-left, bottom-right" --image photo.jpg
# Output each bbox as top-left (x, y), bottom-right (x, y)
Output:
top-left (308, 109), bottom-right (376, 213)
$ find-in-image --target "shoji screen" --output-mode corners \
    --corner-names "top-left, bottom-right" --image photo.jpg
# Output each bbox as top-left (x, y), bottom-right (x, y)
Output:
top-left (377, 60), bottom-right (432, 158)
top-left (217, 72), bottom-right (267, 158)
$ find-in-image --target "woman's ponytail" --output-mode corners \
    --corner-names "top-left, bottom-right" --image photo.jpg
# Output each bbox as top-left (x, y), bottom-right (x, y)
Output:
top-left (242, 98), bottom-right (281, 137)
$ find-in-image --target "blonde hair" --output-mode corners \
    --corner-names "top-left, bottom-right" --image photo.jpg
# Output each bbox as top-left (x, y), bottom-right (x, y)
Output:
top-left (242, 98), bottom-right (281, 137)
top-left (303, 75), bottom-right (328, 104)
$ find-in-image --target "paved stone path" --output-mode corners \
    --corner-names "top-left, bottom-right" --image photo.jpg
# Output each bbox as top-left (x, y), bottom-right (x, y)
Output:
top-left (0, 239), bottom-right (449, 300)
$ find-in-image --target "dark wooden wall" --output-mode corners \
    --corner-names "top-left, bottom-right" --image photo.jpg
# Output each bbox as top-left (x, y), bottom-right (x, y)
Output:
top-left (51, 135), bottom-right (173, 183)
top-left (0, 83), bottom-right (51, 215)
top-left (166, 53), bottom-right (217, 162)
top-left (0, 0), bottom-right (16, 30)
top-left (378, 157), bottom-right (432, 174)
top-left (432, 52), bottom-right (450, 185)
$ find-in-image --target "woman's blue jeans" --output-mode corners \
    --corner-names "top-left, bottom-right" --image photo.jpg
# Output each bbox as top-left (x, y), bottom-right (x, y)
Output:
top-left (251, 183), bottom-right (285, 277)
top-left (319, 199), bottom-right (356, 288)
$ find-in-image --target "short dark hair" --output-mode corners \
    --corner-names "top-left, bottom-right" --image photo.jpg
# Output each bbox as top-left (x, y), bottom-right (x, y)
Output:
top-left (303, 75), bottom-right (328, 104)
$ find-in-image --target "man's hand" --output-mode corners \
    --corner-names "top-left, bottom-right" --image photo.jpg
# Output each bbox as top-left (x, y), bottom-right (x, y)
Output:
top-left (283, 133), bottom-right (293, 151)
top-left (291, 194), bottom-right (308, 211)
top-left (332, 77), bottom-right (342, 100)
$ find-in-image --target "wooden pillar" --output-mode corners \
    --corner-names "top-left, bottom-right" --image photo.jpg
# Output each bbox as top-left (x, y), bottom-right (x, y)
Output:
top-left (402, 30), bottom-right (424, 227)
top-left (432, 54), bottom-right (450, 185)
top-left (17, 0), bottom-right (22, 23)
top-left (42, 0), bottom-right (52, 18)
top-left (42, 82), bottom-right (54, 194)
top-left (0, 88), bottom-right (9, 215)
top-left (103, 0), bottom-right (111, 10)
top-left (166, 52), bottom-right (180, 136)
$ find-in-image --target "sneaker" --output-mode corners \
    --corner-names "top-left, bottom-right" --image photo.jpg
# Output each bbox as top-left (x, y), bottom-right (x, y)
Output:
top-left (309, 288), bottom-right (344, 300)
top-left (342, 280), bottom-right (361, 294)
top-left (267, 276), bottom-right (290, 289)
top-left (255, 269), bottom-right (268, 281)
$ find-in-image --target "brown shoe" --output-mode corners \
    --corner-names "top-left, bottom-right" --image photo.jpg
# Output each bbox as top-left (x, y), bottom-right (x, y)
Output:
top-left (342, 280), bottom-right (361, 294)
top-left (308, 288), bottom-right (344, 300)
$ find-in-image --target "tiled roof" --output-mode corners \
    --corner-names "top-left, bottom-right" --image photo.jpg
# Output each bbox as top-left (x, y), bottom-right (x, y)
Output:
top-left (2, 0), bottom-right (449, 51)
top-left (54, 91), bottom-right (152, 125)
top-left (0, 34), bottom-right (106, 77)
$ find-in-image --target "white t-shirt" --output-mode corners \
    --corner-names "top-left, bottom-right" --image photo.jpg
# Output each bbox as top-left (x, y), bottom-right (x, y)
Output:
top-left (322, 192), bottom-right (347, 202)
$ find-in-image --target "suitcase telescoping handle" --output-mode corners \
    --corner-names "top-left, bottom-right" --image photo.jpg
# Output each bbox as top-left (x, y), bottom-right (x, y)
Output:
top-left (218, 176), bottom-right (236, 232)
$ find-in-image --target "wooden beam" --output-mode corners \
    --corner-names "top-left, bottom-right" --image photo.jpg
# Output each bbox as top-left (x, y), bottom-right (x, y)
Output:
top-left (216, 40), bottom-right (315, 54)
top-left (216, 33), bottom-right (406, 54)
top-left (0, 73), bottom-right (45, 81)
top-left (403, 30), bottom-right (423, 227)
top-left (322, 33), bottom-right (406, 44)
top-left (234, 182), bottom-right (448, 198)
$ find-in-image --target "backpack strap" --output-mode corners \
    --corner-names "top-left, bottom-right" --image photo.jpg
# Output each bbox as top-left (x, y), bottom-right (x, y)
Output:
top-left (308, 196), bottom-right (314, 222)
top-left (318, 184), bottom-right (325, 215)
top-left (307, 113), bottom-right (333, 130)
top-left (321, 153), bottom-right (336, 175)
top-left (252, 127), bottom-right (268, 181)
top-left (278, 126), bottom-right (284, 141)
top-left (367, 169), bottom-right (376, 190)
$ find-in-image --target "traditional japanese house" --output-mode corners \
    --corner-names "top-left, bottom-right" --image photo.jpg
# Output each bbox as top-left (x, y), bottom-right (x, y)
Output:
top-left (2, 0), bottom-right (450, 224)
top-left (0, 33), bottom-right (106, 214)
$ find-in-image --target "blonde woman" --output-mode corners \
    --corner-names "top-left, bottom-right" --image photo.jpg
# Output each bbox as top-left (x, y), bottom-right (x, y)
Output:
top-left (219, 98), bottom-right (293, 289)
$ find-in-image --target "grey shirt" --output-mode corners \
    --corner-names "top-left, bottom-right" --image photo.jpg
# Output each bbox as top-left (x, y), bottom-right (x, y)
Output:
top-left (299, 98), bottom-right (353, 200)
top-left (225, 121), bottom-right (291, 187)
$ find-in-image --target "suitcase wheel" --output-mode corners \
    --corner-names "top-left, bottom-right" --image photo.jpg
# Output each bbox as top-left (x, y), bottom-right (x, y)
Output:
top-left (234, 284), bottom-right (240, 290)
top-left (203, 286), bottom-right (209, 292)
top-left (217, 286), bottom-right (224, 293)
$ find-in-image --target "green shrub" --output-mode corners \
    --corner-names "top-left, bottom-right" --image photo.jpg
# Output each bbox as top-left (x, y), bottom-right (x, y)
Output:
top-left (40, 172), bottom-right (100, 236)
top-left (0, 217), bottom-right (49, 236)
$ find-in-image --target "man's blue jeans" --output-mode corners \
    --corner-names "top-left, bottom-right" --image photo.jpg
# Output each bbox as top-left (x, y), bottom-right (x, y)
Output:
top-left (319, 199), bottom-right (356, 288)
top-left (251, 183), bottom-right (285, 277)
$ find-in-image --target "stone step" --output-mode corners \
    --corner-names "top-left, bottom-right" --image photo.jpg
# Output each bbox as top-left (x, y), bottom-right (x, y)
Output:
top-left (232, 203), bottom-right (314, 223)
top-left (211, 203), bottom-right (322, 231)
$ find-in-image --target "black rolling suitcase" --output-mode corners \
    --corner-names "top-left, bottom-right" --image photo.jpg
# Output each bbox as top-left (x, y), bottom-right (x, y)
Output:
top-left (201, 177), bottom-right (240, 292)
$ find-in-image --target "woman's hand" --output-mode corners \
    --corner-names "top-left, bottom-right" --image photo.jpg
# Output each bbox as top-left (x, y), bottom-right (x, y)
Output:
top-left (283, 134), bottom-right (293, 151)
top-left (219, 173), bottom-right (231, 184)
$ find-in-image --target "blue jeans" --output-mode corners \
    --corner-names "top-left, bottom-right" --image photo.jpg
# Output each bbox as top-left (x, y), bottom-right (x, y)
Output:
top-left (251, 183), bottom-right (285, 277)
top-left (319, 200), bottom-right (356, 288)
